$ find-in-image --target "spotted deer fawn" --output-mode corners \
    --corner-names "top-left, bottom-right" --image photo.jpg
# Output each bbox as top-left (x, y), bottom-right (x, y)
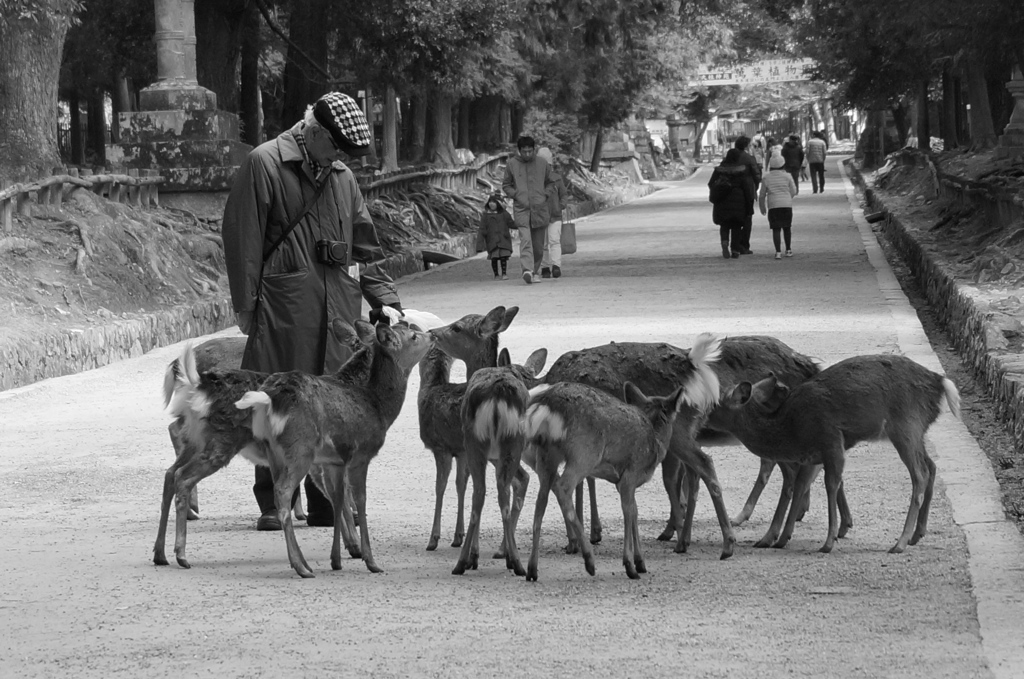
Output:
top-left (418, 305), bottom-right (519, 551)
top-left (720, 354), bottom-right (960, 554)
top-left (524, 380), bottom-right (687, 581)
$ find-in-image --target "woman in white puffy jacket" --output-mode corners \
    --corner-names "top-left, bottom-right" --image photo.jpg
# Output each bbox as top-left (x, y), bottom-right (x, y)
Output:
top-left (758, 154), bottom-right (798, 259)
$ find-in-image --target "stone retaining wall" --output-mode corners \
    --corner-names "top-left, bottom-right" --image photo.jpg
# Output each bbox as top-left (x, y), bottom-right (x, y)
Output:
top-left (0, 185), bottom-right (657, 392)
top-left (848, 160), bottom-right (1024, 453)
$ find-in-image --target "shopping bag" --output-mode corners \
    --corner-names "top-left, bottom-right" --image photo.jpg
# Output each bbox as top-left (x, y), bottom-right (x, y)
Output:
top-left (561, 219), bottom-right (577, 255)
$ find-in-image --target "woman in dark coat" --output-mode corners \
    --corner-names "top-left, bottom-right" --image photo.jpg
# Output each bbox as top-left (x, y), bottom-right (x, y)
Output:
top-left (708, 148), bottom-right (757, 259)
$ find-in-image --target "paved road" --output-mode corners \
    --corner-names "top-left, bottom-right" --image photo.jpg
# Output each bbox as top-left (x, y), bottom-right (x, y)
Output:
top-left (2, 158), bottom-right (1022, 678)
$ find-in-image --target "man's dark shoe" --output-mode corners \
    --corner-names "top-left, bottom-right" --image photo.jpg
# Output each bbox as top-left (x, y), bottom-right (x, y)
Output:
top-left (256, 510), bottom-right (282, 531)
top-left (306, 512), bottom-right (335, 527)
top-left (731, 251), bottom-right (741, 259)
top-left (541, 267), bottom-right (551, 279)
top-left (740, 248), bottom-right (753, 255)
top-left (552, 265), bottom-right (561, 278)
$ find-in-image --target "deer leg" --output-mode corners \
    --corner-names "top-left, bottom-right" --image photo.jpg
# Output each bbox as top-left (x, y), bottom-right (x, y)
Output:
top-left (154, 446), bottom-right (190, 566)
top-left (776, 464), bottom-right (817, 548)
top-left (553, 469), bottom-right (594, 576)
top-left (587, 477), bottom-right (603, 545)
top-left (890, 433), bottom-right (929, 553)
top-left (526, 458), bottom-right (554, 582)
top-left (320, 463), bottom-right (349, 571)
top-left (269, 451), bottom-right (314, 578)
top-left (452, 453), bottom-right (468, 548)
top-left (910, 452), bottom-right (936, 546)
top-left (819, 446), bottom-right (846, 554)
top-left (503, 465), bottom-right (530, 562)
top-left (338, 471), bottom-right (361, 558)
top-left (732, 458), bottom-right (775, 526)
top-left (754, 462), bottom-right (797, 548)
top-left (428, 453), bottom-right (453, 551)
top-left (679, 463), bottom-right (699, 551)
top-left (618, 483), bottom-right (642, 579)
top-left (168, 421), bottom-right (201, 521)
top-left (681, 447), bottom-right (736, 560)
top-left (168, 449), bottom-right (227, 569)
top-left (348, 458), bottom-right (382, 573)
top-left (494, 454), bottom-right (526, 576)
top-left (453, 454), bottom-right (487, 575)
top-left (567, 482), bottom-right (584, 554)
top-left (291, 485), bottom-right (306, 521)
top-left (837, 481), bottom-right (853, 538)
top-left (631, 492), bottom-right (646, 575)
top-left (656, 452), bottom-right (684, 545)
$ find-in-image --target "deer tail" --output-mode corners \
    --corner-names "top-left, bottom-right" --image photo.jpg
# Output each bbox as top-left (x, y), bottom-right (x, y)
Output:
top-left (164, 344), bottom-right (200, 415)
top-left (235, 391), bottom-right (288, 441)
top-left (472, 398), bottom-right (525, 443)
top-left (684, 333), bottom-right (723, 414)
top-left (942, 378), bottom-right (961, 419)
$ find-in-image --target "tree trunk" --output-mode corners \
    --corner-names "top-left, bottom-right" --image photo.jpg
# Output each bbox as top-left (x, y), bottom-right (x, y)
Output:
top-left (589, 127), bottom-right (604, 173)
top-left (0, 2), bottom-right (75, 182)
top-left (457, 97), bottom-right (471, 149)
top-left (195, 0), bottom-right (246, 114)
top-left (87, 89), bottom-right (107, 168)
top-left (69, 94), bottom-right (85, 167)
top-left (965, 50), bottom-right (998, 148)
top-left (410, 89), bottom-right (427, 162)
top-left (281, 0), bottom-right (330, 128)
top-left (381, 84), bottom-right (400, 173)
top-left (692, 120), bottom-right (710, 161)
top-left (110, 76), bottom-right (132, 144)
top-left (809, 100), bottom-right (824, 133)
top-left (821, 99), bottom-right (836, 144)
top-left (916, 80), bottom-right (930, 152)
top-left (500, 100), bottom-right (513, 145)
top-left (890, 101), bottom-right (910, 147)
top-left (941, 64), bottom-right (960, 150)
top-left (469, 96), bottom-right (502, 149)
top-left (428, 90), bottom-right (457, 166)
top-left (239, 0), bottom-right (262, 146)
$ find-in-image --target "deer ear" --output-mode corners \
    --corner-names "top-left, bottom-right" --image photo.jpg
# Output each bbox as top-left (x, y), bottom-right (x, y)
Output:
top-left (375, 323), bottom-right (399, 350)
top-left (353, 320), bottom-right (376, 345)
top-left (622, 381), bottom-right (647, 406)
top-left (479, 306), bottom-right (508, 337)
top-left (497, 347), bottom-right (511, 367)
top-left (330, 318), bottom-right (358, 348)
top-left (750, 373), bottom-right (788, 412)
top-left (725, 382), bottom-right (753, 407)
top-left (499, 306), bottom-right (519, 332)
top-left (524, 348), bottom-right (547, 376)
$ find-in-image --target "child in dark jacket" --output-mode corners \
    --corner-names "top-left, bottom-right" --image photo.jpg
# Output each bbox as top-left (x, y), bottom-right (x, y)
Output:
top-left (479, 194), bottom-right (516, 279)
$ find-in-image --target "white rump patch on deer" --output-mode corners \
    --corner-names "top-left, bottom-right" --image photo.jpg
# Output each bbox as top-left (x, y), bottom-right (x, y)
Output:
top-left (472, 398), bottom-right (524, 442)
top-left (528, 384), bottom-right (551, 401)
top-left (187, 391), bottom-right (212, 420)
top-left (235, 391), bottom-right (289, 441)
top-left (525, 404), bottom-right (565, 442)
top-left (238, 442), bottom-right (269, 466)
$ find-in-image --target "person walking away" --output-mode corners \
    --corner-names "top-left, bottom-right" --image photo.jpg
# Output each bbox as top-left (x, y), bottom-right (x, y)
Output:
top-left (222, 91), bottom-right (404, 531)
top-left (806, 131), bottom-right (828, 193)
top-left (733, 135), bottom-right (762, 255)
top-left (759, 154), bottom-right (799, 259)
top-left (764, 136), bottom-right (783, 171)
top-left (479, 193), bottom-right (515, 280)
top-left (503, 135), bottom-right (554, 284)
top-left (750, 129), bottom-right (767, 168)
top-left (537, 147), bottom-right (567, 279)
top-left (781, 134), bottom-right (805, 188)
top-left (709, 148), bottom-right (756, 259)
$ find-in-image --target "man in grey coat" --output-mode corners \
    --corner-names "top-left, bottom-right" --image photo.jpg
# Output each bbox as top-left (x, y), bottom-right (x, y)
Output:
top-left (502, 135), bottom-right (554, 284)
top-left (222, 91), bottom-right (403, 531)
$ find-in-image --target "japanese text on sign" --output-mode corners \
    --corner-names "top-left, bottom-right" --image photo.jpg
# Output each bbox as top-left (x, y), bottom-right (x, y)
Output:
top-left (690, 59), bottom-right (815, 86)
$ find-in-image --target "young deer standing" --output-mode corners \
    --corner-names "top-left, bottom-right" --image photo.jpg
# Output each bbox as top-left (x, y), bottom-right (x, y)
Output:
top-left (153, 320), bottom-right (374, 570)
top-left (525, 380), bottom-right (686, 581)
top-left (454, 347), bottom-right (547, 576)
top-left (720, 354), bottom-right (960, 554)
top-left (540, 333), bottom-right (734, 557)
top-left (236, 323), bottom-right (434, 578)
top-left (418, 306), bottom-right (519, 551)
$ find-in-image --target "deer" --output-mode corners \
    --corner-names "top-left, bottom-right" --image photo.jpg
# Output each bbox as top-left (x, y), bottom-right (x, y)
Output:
top-left (524, 380), bottom-right (687, 581)
top-left (153, 319), bottom-right (376, 570)
top-left (453, 346), bottom-right (547, 577)
top-left (541, 334), bottom-right (842, 558)
top-left (418, 305), bottom-right (519, 551)
top-left (235, 322), bottom-right (434, 578)
top-left (719, 354), bottom-right (961, 554)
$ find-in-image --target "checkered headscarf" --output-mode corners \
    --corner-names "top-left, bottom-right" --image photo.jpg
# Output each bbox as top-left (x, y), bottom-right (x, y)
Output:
top-left (313, 92), bottom-right (372, 157)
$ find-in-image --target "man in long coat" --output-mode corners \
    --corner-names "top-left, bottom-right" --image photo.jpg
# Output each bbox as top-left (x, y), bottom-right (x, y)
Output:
top-left (222, 92), bottom-right (403, 530)
top-left (502, 135), bottom-right (553, 284)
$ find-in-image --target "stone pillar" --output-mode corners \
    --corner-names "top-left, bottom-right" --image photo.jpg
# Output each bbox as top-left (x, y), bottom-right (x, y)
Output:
top-left (107, 0), bottom-right (250, 207)
top-left (998, 67), bottom-right (1024, 160)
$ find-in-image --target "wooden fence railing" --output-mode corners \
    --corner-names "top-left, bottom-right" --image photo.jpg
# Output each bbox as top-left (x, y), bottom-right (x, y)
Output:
top-left (1, 168), bottom-right (164, 233)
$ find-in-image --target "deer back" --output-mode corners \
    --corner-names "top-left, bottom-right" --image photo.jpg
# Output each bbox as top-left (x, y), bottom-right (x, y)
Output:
top-left (461, 347), bottom-right (547, 447)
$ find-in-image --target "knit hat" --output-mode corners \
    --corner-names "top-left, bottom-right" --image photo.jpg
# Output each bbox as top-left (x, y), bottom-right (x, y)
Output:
top-left (313, 92), bottom-right (372, 157)
top-left (769, 154), bottom-right (785, 169)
